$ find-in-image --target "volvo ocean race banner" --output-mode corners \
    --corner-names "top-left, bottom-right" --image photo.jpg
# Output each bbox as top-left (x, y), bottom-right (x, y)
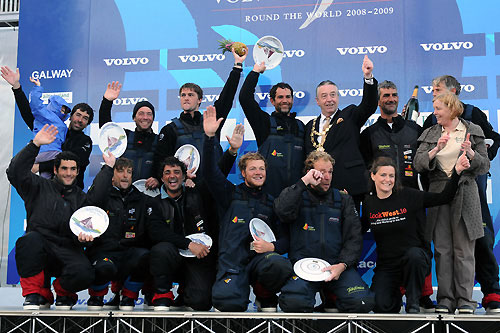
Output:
top-left (7, 0), bottom-right (500, 288)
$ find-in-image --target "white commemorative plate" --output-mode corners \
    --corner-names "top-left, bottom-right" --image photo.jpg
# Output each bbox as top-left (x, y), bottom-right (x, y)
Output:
top-left (249, 218), bottom-right (276, 242)
top-left (174, 144), bottom-right (201, 174)
top-left (253, 35), bottom-right (284, 70)
top-left (133, 179), bottom-right (160, 198)
top-left (99, 122), bottom-right (127, 158)
top-left (179, 233), bottom-right (213, 257)
top-left (293, 258), bottom-right (331, 282)
top-left (69, 206), bottom-right (109, 238)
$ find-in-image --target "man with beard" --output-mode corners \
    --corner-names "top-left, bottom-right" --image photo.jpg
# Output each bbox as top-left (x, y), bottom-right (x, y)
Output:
top-left (1, 66), bottom-right (94, 189)
top-left (98, 81), bottom-right (159, 186)
top-left (8, 125), bottom-right (113, 310)
top-left (146, 122), bottom-right (244, 311)
top-left (274, 151), bottom-right (374, 313)
top-left (360, 80), bottom-right (423, 189)
top-left (85, 157), bottom-right (151, 311)
top-left (239, 63), bottom-right (305, 198)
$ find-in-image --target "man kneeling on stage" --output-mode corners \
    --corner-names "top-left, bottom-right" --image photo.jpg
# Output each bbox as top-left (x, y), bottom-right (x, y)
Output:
top-left (147, 156), bottom-right (217, 311)
top-left (274, 151), bottom-right (374, 312)
top-left (85, 157), bottom-right (151, 311)
top-left (8, 125), bottom-right (114, 310)
top-left (202, 106), bottom-right (292, 312)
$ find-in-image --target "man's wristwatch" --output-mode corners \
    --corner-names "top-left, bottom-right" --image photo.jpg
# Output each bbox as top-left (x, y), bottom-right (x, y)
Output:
top-left (234, 62), bottom-right (243, 67)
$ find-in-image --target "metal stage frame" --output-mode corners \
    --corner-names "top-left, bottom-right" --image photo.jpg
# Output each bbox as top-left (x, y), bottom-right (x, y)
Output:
top-left (0, 309), bottom-right (499, 333)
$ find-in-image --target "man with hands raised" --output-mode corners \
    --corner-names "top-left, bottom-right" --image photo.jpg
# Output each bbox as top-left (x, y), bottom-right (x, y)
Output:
top-left (202, 106), bottom-right (292, 312)
top-left (239, 61), bottom-right (305, 198)
top-left (7, 125), bottom-right (115, 310)
top-left (274, 150), bottom-right (374, 313)
top-left (98, 81), bottom-right (159, 184)
top-left (305, 55), bottom-right (378, 208)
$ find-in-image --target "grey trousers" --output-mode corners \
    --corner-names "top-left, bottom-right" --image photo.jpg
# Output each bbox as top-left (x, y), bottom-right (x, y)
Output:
top-left (433, 203), bottom-right (476, 311)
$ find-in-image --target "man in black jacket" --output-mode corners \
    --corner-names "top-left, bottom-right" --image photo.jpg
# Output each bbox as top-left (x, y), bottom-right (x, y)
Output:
top-left (274, 151), bottom-right (374, 313)
top-left (1, 66), bottom-right (93, 189)
top-left (239, 63), bottom-right (305, 198)
top-left (85, 157), bottom-right (151, 311)
top-left (147, 156), bottom-right (217, 311)
top-left (304, 56), bottom-right (378, 208)
top-left (360, 80), bottom-right (423, 188)
top-left (151, 49), bottom-right (247, 184)
top-left (7, 125), bottom-right (113, 310)
top-left (98, 81), bottom-right (158, 187)
top-left (423, 75), bottom-right (500, 313)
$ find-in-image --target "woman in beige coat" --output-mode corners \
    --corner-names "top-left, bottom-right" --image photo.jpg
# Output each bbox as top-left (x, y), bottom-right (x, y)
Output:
top-left (414, 92), bottom-right (489, 314)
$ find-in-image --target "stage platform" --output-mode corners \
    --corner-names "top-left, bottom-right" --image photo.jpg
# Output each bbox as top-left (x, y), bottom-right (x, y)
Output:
top-left (0, 309), bottom-right (499, 333)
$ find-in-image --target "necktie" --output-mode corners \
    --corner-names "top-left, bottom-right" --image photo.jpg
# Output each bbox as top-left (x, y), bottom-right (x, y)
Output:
top-left (321, 116), bottom-right (331, 145)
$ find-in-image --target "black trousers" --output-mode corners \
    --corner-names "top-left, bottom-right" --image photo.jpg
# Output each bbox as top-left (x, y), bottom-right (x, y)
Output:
top-left (150, 242), bottom-right (215, 310)
top-left (371, 247), bottom-right (431, 313)
top-left (89, 247), bottom-right (150, 288)
top-left (16, 231), bottom-right (94, 293)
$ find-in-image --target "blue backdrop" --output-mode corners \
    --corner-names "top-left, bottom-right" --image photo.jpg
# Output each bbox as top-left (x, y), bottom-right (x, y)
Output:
top-left (7, 0), bottom-right (500, 286)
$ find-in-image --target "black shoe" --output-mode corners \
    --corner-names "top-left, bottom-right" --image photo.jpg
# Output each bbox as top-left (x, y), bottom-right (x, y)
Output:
top-left (23, 293), bottom-right (42, 310)
top-left (457, 304), bottom-right (474, 314)
top-left (55, 296), bottom-right (76, 310)
top-left (39, 296), bottom-right (51, 310)
top-left (104, 293), bottom-right (120, 310)
top-left (324, 299), bottom-right (339, 313)
top-left (419, 296), bottom-right (436, 313)
top-left (406, 303), bottom-right (420, 314)
top-left (169, 294), bottom-right (195, 311)
top-left (435, 304), bottom-right (453, 314)
top-left (486, 301), bottom-right (500, 314)
top-left (87, 296), bottom-right (104, 311)
top-left (119, 296), bottom-right (136, 311)
top-left (255, 296), bottom-right (278, 312)
top-left (143, 293), bottom-right (154, 310)
top-left (153, 297), bottom-right (174, 311)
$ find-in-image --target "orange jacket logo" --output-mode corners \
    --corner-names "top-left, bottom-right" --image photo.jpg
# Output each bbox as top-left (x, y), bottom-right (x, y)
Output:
top-left (232, 216), bottom-right (238, 223)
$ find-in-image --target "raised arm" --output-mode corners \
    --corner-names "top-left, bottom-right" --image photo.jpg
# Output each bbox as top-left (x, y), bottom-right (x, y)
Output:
top-left (218, 123), bottom-right (244, 176)
top-left (238, 62), bottom-right (271, 146)
top-left (214, 47), bottom-right (247, 124)
top-left (1, 66), bottom-right (34, 130)
top-left (202, 106), bottom-right (235, 210)
top-left (99, 81), bottom-right (122, 127)
top-left (351, 56), bottom-right (378, 128)
top-left (7, 125), bottom-right (58, 197)
top-left (85, 152), bottom-right (116, 207)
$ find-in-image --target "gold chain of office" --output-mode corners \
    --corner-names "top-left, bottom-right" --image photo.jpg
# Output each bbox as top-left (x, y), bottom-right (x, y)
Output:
top-left (310, 117), bottom-right (332, 152)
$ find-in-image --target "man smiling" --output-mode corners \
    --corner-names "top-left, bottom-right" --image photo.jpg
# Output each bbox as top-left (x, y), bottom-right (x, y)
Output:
top-left (8, 125), bottom-right (113, 310)
top-left (239, 62), bottom-right (305, 198)
top-left (202, 106), bottom-right (292, 312)
top-left (98, 81), bottom-right (158, 184)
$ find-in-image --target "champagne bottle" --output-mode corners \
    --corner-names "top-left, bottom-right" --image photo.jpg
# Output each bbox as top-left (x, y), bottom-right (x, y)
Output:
top-left (405, 86), bottom-right (419, 122)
